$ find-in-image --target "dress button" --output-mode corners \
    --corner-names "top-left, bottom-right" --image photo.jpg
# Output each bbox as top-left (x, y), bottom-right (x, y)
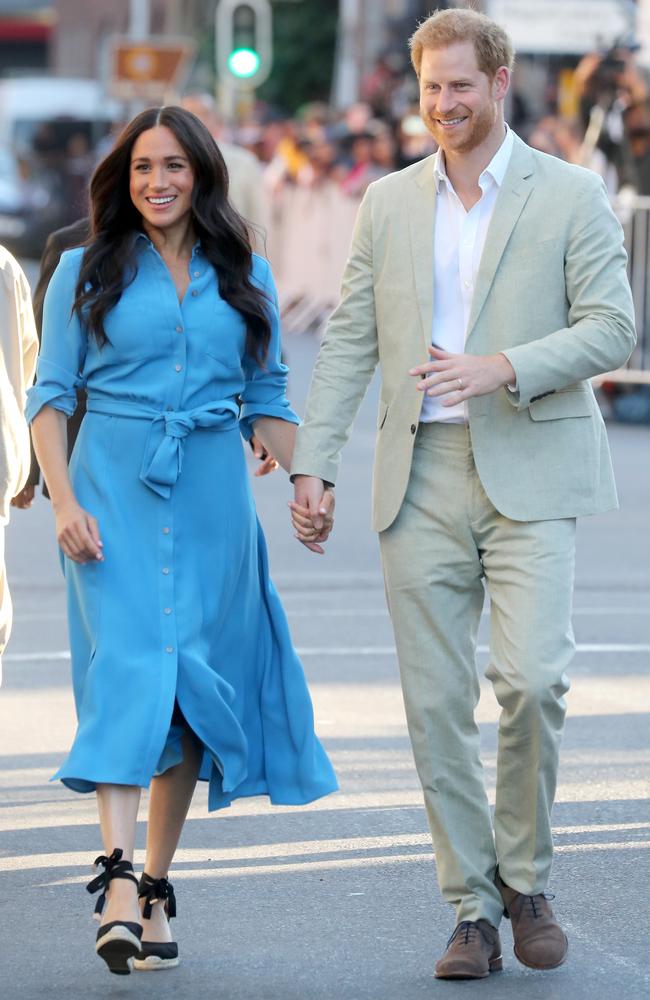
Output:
top-left (162, 527), bottom-right (170, 535)
top-left (175, 325), bottom-right (183, 333)
top-left (193, 270), bottom-right (201, 278)
top-left (410, 424), bottom-right (417, 434)
top-left (162, 567), bottom-right (170, 575)
top-left (164, 607), bottom-right (172, 615)
top-left (165, 646), bottom-right (174, 654)
top-left (175, 364), bottom-right (182, 372)
top-left (191, 290), bottom-right (198, 297)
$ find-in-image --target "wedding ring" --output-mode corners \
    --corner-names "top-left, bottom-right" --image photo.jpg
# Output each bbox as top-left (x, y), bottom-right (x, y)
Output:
top-left (457, 377), bottom-right (464, 390)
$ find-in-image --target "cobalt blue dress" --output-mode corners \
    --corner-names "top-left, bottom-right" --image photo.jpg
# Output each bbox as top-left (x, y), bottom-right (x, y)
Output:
top-left (26, 236), bottom-right (337, 811)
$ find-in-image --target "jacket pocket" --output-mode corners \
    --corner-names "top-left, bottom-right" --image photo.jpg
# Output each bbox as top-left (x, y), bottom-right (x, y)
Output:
top-left (377, 401), bottom-right (389, 430)
top-left (529, 390), bottom-right (593, 421)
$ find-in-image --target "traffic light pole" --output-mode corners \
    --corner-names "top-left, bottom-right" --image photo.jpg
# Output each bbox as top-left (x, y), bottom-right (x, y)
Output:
top-left (128, 0), bottom-right (150, 39)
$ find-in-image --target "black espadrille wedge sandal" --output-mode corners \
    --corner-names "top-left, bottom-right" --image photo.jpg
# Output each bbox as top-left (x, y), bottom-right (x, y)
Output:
top-left (86, 848), bottom-right (143, 975)
top-left (132, 872), bottom-right (179, 971)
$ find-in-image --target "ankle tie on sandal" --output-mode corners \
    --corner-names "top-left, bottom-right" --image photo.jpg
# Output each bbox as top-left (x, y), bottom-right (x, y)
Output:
top-left (138, 873), bottom-right (177, 920)
top-left (86, 848), bottom-right (137, 917)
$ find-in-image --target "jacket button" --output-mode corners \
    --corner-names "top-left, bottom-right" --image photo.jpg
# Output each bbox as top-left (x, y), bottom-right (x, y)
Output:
top-left (410, 424), bottom-right (416, 434)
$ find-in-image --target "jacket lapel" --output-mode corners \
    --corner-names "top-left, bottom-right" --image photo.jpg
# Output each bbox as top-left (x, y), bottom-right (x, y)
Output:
top-left (466, 135), bottom-right (535, 339)
top-left (407, 156), bottom-right (437, 351)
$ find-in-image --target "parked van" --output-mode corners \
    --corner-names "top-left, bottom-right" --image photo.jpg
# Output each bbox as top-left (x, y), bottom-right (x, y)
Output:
top-left (0, 77), bottom-right (121, 257)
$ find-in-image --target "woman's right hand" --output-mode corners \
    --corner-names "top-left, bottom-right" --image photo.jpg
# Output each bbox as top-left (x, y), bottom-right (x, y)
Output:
top-left (54, 499), bottom-right (104, 563)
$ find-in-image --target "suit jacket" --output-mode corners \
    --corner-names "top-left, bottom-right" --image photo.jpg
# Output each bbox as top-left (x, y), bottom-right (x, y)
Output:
top-left (291, 133), bottom-right (637, 531)
top-left (26, 217), bottom-right (90, 492)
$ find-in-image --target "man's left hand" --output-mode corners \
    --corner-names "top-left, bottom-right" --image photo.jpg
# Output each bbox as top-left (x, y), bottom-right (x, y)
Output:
top-left (410, 346), bottom-right (516, 405)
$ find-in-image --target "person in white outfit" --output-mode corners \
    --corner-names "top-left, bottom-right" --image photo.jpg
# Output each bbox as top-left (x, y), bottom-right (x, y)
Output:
top-left (0, 245), bottom-right (38, 680)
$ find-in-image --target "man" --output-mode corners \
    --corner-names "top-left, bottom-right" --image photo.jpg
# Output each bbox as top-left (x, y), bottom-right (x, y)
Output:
top-left (0, 244), bottom-right (38, 679)
top-left (289, 8), bottom-right (635, 981)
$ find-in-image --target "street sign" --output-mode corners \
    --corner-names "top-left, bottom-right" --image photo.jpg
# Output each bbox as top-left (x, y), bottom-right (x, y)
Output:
top-left (215, 0), bottom-right (273, 88)
top-left (108, 35), bottom-right (196, 101)
top-left (487, 0), bottom-right (635, 55)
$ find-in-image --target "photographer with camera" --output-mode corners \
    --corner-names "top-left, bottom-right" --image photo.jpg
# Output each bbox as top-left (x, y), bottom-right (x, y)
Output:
top-left (574, 42), bottom-right (650, 193)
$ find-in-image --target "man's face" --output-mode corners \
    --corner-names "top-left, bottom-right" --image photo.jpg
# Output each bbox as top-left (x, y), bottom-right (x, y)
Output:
top-left (419, 41), bottom-right (508, 156)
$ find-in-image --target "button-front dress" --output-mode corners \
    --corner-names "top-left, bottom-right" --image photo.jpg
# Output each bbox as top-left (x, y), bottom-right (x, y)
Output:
top-left (26, 237), bottom-right (338, 810)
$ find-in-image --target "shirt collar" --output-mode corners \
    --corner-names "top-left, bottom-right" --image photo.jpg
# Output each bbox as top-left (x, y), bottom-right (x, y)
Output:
top-left (135, 230), bottom-right (202, 255)
top-left (433, 123), bottom-right (513, 194)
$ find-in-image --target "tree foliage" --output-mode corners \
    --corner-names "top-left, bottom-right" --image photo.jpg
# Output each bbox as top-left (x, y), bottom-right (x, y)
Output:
top-left (258, 0), bottom-right (339, 114)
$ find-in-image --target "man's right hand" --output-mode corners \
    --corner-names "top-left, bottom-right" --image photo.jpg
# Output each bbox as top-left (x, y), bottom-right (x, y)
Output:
top-left (289, 475), bottom-right (335, 555)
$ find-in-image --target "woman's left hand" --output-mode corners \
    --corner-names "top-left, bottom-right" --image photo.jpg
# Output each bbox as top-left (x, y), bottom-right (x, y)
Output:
top-left (250, 436), bottom-right (280, 477)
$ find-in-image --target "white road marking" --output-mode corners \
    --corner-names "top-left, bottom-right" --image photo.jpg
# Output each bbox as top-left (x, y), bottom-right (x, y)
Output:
top-left (286, 606), bottom-right (648, 618)
top-left (5, 642), bottom-right (650, 662)
top-left (13, 606), bottom-right (648, 622)
top-left (3, 831), bottom-right (648, 875)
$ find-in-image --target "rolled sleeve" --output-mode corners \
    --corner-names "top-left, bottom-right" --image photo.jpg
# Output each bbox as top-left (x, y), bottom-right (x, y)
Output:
top-left (25, 358), bottom-right (83, 422)
top-left (25, 250), bottom-right (86, 425)
top-left (239, 257), bottom-right (300, 440)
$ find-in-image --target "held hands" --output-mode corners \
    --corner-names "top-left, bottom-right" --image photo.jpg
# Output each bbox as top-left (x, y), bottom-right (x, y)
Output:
top-left (410, 346), bottom-right (516, 404)
top-left (289, 475), bottom-right (335, 555)
top-left (54, 499), bottom-right (104, 564)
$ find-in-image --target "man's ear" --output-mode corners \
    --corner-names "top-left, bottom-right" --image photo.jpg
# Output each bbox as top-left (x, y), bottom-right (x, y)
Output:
top-left (493, 65), bottom-right (510, 101)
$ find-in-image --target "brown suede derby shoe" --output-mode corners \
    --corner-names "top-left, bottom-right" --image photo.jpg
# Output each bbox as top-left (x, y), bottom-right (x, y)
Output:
top-left (434, 920), bottom-right (503, 980)
top-left (496, 873), bottom-right (568, 970)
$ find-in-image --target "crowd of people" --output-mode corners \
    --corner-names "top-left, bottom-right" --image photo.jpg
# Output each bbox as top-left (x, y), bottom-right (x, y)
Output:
top-left (209, 43), bottom-right (650, 203)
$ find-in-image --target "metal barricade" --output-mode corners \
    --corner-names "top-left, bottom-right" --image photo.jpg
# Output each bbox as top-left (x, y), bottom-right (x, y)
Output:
top-left (598, 194), bottom-right (650, 385)
top-left (269, 182), bottom-right (360, 335)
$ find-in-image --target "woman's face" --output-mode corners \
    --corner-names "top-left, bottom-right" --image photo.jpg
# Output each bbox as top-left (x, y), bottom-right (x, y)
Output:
top-left (129, 125), bottom-right (195, 231)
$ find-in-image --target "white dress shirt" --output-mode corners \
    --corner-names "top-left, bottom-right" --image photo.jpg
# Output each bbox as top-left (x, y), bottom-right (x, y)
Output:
top-left (420, 125), bottom-right (514, 424)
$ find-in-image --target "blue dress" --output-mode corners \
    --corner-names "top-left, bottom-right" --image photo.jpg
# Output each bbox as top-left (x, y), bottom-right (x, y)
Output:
top-left (26, 235), bottom-right (337, 811)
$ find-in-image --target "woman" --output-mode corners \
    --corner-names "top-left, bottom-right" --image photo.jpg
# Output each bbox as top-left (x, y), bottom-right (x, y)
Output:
top-left (27, 106), bottom-right (337, 976)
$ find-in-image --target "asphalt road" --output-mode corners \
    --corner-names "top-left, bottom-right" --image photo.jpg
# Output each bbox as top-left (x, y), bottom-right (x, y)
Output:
top-left (1, 275), bottom-right (649, 998)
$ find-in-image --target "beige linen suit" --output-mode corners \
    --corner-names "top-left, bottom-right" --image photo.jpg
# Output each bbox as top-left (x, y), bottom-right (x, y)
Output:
top-left (291, 134), bottom-right (635, 926)
top-left (0, 246), bottom-right (38, 671)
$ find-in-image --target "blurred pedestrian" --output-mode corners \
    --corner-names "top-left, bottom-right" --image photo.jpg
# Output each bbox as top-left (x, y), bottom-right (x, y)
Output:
top-left (181, 92), bottom-right (268, 248)
top-left (290, 7), bottom-right (635, 981)
top-left (0, 245), bottom-right (38, 680)
top-left (12, 217), bottom-right (90, 509)
top-left (27, 105), bottom-right (336, 976)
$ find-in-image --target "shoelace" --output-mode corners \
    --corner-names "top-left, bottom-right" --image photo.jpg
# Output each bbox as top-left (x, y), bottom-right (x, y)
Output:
top-left (139, 875), bottom-right (177, 920)
top-left (446, 921), bottom-right (484, 949)
top-left (86, 847), bottom-right (130, 917)
top-left (526, 891), bottom-right (556, 920)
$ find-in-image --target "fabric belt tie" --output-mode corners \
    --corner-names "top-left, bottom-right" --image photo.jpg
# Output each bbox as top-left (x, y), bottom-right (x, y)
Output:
top-left (87, 397), bottom-right (239, 498)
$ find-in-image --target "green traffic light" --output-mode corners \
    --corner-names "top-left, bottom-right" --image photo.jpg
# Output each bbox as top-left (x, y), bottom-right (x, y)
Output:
top-left (227, 47), bottom-right (261, 78)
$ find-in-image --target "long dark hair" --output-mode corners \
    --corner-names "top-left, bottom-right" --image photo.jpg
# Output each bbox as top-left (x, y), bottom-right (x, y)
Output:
top-left (73, 106), bottom-right (271, 362)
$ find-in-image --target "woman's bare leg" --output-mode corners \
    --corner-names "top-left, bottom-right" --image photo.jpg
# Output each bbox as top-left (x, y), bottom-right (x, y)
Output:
top-left (96, 784), bottom-right (141, 926)
top-left (140, 728), bottom-right (203, 941)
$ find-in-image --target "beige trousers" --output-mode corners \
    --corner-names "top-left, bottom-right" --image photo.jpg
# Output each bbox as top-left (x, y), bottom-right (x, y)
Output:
top-left (379, 423), bottom-right (575, 928)
top-left (0, 525), bottom-right (11, 685)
